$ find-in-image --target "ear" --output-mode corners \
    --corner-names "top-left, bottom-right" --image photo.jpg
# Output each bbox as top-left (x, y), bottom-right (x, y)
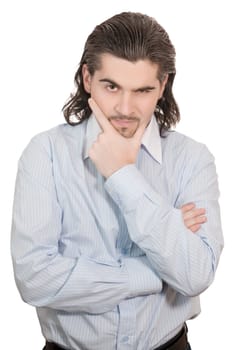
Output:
top-left (159, 74), bottom-right (168, 99)
top-left (82, 64), bottom-right (92, 93)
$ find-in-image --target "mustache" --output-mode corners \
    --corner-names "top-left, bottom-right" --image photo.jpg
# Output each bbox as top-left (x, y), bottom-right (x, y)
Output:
top-left (108, 115), bottom-right (140, 122)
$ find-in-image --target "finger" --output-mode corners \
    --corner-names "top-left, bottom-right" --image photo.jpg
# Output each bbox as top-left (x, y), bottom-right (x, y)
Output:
top-left (189, 224), bottom-right (201, 233)
top-left (183, 208), bottom-right (206, 221)
top-left (181, 203), bottom-right (195, 214)
top-left (185, 215), bottom-right (207, 228)
top-left (181, 203), bottom-right (195, 213)
top-left (88, 98), bottom-right (114, 132)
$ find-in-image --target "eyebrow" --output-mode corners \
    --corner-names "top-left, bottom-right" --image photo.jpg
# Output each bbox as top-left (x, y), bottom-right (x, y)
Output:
top-left (99, 78), bottom-right (156, 92)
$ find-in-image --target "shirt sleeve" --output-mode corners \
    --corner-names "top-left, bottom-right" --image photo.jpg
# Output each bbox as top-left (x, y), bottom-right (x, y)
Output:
top-left (105, 144), bottom-right (224, 297)
top-left (11, 134), bottom-right (162, 314)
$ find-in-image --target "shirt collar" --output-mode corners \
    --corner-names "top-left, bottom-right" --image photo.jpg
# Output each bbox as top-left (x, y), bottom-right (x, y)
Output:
top-left (83, 114), bottom-right (162, 164)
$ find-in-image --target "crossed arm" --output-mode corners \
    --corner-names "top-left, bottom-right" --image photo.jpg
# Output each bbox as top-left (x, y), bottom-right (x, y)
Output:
top-left (88, 98), bottom-right (222, 296)
top-left (11, 99), bottom-right (222, 313)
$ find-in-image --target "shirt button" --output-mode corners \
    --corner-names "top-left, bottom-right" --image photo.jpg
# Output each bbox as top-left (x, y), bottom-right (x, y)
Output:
top-left (121, 336), bottom-right (129, 343)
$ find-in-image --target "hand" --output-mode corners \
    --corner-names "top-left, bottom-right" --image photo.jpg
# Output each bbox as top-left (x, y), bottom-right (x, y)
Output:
top-left (88, 98), bottom-right (146, 178)
top-left (181, 203), bottom-right (207, 233)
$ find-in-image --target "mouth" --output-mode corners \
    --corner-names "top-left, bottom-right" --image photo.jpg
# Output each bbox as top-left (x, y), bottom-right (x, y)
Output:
top-left (109, 117), bottom-right (139, 128)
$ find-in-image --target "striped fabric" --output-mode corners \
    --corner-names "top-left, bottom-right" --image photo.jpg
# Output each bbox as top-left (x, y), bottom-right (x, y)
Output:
top-left (11, 115), bottom-right (223, 350)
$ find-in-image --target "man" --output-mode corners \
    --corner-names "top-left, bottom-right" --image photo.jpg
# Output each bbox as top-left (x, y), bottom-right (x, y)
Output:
top-left (11, 12), bottom-right (223, 350)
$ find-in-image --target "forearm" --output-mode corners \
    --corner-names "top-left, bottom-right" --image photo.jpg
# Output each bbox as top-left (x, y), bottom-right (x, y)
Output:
top-left (123, 200), bottom-right (220, 296)
top-left (105, 164), bottom-right (223, 296)
top-left (12, 247), bottom-right (162, 313)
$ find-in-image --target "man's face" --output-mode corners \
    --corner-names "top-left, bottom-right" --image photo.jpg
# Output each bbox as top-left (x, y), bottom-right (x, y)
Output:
top-left (83, 53), bottom-right (167, 138)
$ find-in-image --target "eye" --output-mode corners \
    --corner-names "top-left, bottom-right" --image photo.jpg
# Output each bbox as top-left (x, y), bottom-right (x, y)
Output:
top-left (106, 84), bottom-right (118, 92)
top-left (138, 89), bottom-right (152, 93)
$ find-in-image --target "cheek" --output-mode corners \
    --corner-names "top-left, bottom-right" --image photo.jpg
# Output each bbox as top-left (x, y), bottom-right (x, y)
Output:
top-left (90, 88), bottom-right (113, 116)
top-left (137, 96), bottom-right (159, 123)
top-left (140, 95), bottom-right (158, 113)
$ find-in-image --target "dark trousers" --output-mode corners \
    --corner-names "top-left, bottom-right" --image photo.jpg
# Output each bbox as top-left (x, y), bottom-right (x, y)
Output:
top-left (43, 342), bottom-right (66, 350)
top-left (43, 343), bottom-right (191, 350)
top-left (43, 344), bottom-right (191, 350)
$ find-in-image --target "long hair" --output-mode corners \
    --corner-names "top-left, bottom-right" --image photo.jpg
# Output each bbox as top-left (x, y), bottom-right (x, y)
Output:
top-left (63, 12), bottom-right (180, 136)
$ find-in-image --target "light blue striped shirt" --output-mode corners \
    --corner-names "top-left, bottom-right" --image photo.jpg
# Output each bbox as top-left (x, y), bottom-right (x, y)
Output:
top-left (11, 115), bottom-right (223, 350)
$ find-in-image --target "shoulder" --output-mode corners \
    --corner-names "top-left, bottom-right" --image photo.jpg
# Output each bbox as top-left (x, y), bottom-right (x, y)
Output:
top-left (28, 123), bottom-right (85, 146)
top-left (160, 130), bottom-right (216, 182)
top-left (21, 122), bottom-right (86, 156)
top-left (18, 122), bottom-right (87, 171)
top-left (162, 130), bottom-right (214, 161)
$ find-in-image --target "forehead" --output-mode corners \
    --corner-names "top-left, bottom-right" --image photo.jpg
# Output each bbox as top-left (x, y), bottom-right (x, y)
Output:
top-left (94, 53), bottom-right (160, 87)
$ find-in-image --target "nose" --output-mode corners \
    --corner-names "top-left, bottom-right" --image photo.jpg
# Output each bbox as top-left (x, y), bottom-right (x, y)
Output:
top-left (114, 92), bottom-right (135, 117)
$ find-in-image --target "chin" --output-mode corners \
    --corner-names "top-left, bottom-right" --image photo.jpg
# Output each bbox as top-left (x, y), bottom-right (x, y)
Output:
top-left (117, 128), bottom-right (135, 138)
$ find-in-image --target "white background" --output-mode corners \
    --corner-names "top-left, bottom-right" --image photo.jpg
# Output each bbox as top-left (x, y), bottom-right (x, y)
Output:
top-left (1, 0), bottom-right (233, 349)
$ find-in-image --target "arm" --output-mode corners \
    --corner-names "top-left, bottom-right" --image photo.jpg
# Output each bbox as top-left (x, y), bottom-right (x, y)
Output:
top-left (105, 146), bottom-right (223, 297)
top-left (88, 98), bottom-right (223, 297)
top-left (11, 135), bottom-right (162, 314)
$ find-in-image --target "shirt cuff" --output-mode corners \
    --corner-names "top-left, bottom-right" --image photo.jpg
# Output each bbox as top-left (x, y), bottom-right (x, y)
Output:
top-left (105, 164), bottom-right (161, 212)
top-left (123, 256), bottom-right (162, 297)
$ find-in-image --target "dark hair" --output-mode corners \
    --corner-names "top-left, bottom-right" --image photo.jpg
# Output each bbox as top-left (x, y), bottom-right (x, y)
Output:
top-left (63, 12), bottom-right (180, 136)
